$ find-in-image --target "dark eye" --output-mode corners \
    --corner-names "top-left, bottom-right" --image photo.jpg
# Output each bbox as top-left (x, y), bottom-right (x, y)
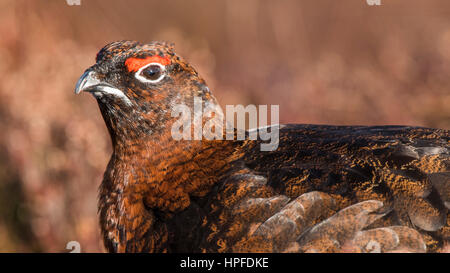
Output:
top-left (142, 65), bottom-right (162, 80)
top-left (135, 63), bottom-right (166, 83)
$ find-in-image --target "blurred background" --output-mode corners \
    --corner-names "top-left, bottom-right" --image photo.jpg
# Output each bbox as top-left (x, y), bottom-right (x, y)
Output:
top-left (0, 0), bottom-right (449, 252)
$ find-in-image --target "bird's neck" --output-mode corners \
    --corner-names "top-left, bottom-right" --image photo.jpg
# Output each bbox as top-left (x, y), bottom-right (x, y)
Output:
top-left (112, 132), bottom-right (239, 207)
top-left (99, 128), bottom-right (240, 252)
top-left (100, 95), bottom-right (231, 207)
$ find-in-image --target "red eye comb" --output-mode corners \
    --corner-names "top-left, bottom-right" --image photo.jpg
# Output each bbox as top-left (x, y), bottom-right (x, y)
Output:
top-left (125, 55), bottom-right (171, 72)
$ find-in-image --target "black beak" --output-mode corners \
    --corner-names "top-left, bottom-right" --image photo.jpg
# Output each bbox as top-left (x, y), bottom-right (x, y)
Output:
top-left (75, 69), bottom-right (103, 94)
top-left (74, 69), bottom-right (132, 105)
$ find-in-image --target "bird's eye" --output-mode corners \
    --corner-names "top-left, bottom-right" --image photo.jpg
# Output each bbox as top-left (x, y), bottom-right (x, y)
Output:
top-left (142, 65), bottom-right (162, 80)
top-left (135, 62), bottom-right (166, 83)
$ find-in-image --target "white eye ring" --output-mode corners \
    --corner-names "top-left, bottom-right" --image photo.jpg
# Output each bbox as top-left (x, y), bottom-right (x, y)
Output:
top-left (134, 62), bottom-right (166, 83)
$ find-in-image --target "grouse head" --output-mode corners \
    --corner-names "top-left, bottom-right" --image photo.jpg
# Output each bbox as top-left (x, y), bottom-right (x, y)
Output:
top-left (75, 40), bottom-right (219, 146)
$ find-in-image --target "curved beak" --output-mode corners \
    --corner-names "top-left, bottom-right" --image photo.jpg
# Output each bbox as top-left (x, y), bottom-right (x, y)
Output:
top-left (75, 69), bottom-right (101, 94)
top-left (74, 69), bottom-right (132, 105)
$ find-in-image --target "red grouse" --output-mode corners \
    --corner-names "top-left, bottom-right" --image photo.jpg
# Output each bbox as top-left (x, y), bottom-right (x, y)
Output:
top-left (75, 40), bottom-right (449, 253)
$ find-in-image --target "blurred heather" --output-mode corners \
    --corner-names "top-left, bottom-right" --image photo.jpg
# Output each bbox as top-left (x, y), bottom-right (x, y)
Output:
top-left (0, 0), bottom-right (449, 252)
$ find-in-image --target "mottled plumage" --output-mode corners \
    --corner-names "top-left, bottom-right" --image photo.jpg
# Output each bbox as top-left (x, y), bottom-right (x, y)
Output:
top-left (75, 41), bottom-right (449, 253)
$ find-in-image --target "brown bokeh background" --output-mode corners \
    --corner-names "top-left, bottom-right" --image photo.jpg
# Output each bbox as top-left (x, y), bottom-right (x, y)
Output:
top-left (0, 0), bottom-right (449, 252)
